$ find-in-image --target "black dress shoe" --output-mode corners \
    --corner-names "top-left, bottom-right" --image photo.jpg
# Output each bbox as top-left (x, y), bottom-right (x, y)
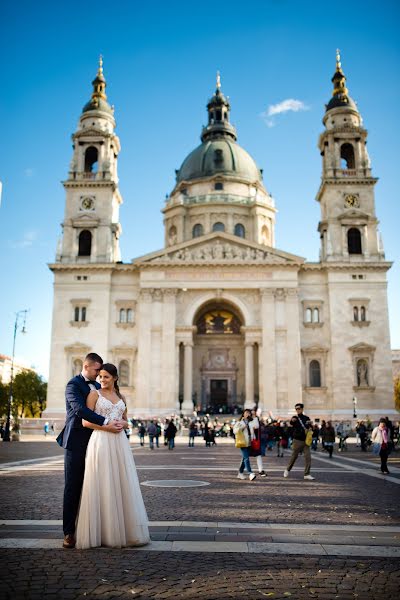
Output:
top-left (63, 534), bottom-right (76, 549)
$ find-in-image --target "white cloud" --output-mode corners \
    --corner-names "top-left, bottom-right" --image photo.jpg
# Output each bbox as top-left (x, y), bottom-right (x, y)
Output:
top-left (261, 98), bottom-right (309, 127)
top-left (10, 231), bottom-right (38, 249)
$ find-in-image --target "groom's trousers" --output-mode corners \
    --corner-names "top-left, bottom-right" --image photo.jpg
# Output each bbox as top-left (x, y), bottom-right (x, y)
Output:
top-left (63, 447), bottom-right (87, 535)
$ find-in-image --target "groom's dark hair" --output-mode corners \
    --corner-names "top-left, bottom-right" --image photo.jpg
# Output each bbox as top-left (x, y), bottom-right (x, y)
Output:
top-left (85, 352), bottom-right (103, 365)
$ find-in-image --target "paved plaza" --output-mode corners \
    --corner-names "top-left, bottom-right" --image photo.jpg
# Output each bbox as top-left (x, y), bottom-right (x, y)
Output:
top-left (0, 435), bottom-right (399, 599)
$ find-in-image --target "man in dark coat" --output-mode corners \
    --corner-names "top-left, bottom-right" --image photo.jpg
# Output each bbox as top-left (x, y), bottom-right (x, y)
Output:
top-left (283, 403), bottom-right (315, 480)
top-left (56, 353), bottom-right (122, 548)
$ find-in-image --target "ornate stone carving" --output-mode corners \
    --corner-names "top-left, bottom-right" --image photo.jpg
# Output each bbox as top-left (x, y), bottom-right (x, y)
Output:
top-left (152, 242), bottom-right (288, 264)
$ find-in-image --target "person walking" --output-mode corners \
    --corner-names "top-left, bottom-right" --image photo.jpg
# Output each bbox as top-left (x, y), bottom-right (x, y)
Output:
top-left (147, 420), bottom-right (157, 450)
top-left (250, 408), bottom-right (267, 476)
top-left (165, 419), bottom-right (177, 450)
top-left (188, 421), bottom-right (197, 447)
top-left (311, 424), bottom-right (320, 451)
top-left (321, 420), bottom-right (335, 458)
top-left (233, 409), bottom-right (256, 481)
top-left (357, 420), bottom-right (368, 452)
top-left (283, 403), bottom-right (315, 480)
top-left (371, 418), bottom-right (392, 474)
top-left (138, 423), bottom-right (146, 447)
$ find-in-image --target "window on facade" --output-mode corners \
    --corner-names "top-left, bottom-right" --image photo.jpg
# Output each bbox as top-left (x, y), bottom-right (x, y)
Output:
top-left (340, 143), bottom-right (355, 169)
top-left (74, 306), bottom-right (87, 322)
top-left (84, 146), bottom-right (98, 173)
top-left (212, 222), bottom-right (225, 232)
top-left (360, 306), bottom-right (366, 321)
top-left (78, 230), bottom-right (92, 256)
top-left (126, 309), bottom-right (133, 322)
top-left (309, 360), bottom-right (321, 387)
top-left (305, 307), bottom-right (320, 324)
top-left (214, 182), bottom-right (224, 190)
top-left (119, 360), bottom-right (129, 387)
top-left (119, 308), bottom-right (126, 323)
top-left (192, 224), bottom-right (204, 238)
top-left (347, 228), bottom-right (362, 254)
top-left (353, 306), bottom-right (359, 321)
top-left (234, 223), bottom-right (245, 238)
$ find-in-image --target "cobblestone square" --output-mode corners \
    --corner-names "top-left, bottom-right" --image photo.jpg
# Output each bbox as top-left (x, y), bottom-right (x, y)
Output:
top-left (0, 438), bottom-right (399, 598)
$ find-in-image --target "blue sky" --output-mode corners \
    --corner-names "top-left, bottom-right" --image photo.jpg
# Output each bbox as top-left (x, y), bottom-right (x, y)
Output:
top-left (1, 0), bottom-right (399, 378)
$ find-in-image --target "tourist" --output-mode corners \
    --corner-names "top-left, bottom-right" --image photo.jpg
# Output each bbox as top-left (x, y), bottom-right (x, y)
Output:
top-left (188, 421), bottom-right (197, 447)
top-left (250, 409), bottom-right (267, 476)
top-left (356, 420), bottom-right (368, 451)
top-left (311, 424), bottom-right (320, 451)
top-left (147, 420), bottom-right (157, 450)
top-left (371, 418), bottom-right (392, 474)
top-left (234, 409), bottom-right (256, 481)
top-left (165, 419), bottom-right (177, 450)
top-left (321, 420), bottom-right (335, 458)
top-left (284, 403), bottom-right (315, 480)
top-left (138, 423), bottom-right (146, 447)
top-left (275, 421), bottom-right (286, 457)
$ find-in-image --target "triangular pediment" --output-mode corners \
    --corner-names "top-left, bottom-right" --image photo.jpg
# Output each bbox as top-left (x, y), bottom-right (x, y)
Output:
top-left (132, 232), bottom-right (304, 266)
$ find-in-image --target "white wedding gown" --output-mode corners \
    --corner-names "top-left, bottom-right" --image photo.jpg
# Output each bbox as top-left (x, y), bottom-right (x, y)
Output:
top-left (75, 392), bottom-right (150, 549)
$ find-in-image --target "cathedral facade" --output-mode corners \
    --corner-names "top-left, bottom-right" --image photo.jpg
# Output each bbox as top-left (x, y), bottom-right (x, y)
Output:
top-left (45, 54), bottom-right (395, 420)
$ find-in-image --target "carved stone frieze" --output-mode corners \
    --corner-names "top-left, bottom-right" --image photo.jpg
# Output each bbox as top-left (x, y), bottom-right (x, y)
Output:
top-left (152, 242), bottom-right (287, 264)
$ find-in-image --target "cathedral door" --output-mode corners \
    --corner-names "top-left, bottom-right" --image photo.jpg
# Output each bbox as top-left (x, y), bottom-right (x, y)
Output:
top-left (210, 379), bottom-right (228, 412)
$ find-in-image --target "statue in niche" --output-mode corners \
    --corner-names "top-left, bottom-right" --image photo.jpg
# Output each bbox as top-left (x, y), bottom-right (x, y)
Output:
top-left (357, 359), bottom-right (369, 386)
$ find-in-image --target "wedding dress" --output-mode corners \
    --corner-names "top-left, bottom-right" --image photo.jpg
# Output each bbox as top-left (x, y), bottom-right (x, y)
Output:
top-left (75, 391), bottom-right (150, 549)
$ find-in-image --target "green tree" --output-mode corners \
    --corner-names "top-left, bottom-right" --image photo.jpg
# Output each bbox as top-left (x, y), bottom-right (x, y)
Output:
top-left (12, 370), bottom-right (47, 418)
top-left (0, 380), bottom-right (9, 418)
top-left (394, 377), bottom-right (400, 413)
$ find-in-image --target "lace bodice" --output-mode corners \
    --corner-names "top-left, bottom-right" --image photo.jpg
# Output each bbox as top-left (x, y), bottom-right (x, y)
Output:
top-left (95, 391), bottom-right (126, 421)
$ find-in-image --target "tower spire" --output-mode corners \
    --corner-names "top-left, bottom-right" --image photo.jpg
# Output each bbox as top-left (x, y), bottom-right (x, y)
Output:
top-left (82, 56), bottom-right (113, 115)
top-left (216, 70), bottom-right (221, 90)
top-left (325, 49), bottom-right (357, 112)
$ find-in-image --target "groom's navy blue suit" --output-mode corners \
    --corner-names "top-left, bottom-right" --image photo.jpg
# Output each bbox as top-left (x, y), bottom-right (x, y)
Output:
top-left (57, 374), bottom-right (105, 536)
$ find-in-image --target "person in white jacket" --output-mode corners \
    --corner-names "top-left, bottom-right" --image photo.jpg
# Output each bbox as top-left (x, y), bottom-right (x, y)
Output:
top-left (233, 409), bottom-right (256, 481)
top-left (371, 418), bottom-right (392, 474)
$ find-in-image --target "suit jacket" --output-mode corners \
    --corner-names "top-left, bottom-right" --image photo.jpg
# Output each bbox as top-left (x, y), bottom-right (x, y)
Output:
top-left (56, 374), bottom-right (105, 451)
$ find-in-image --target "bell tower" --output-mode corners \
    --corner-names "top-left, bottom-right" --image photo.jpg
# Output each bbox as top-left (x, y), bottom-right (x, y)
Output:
top-left (316, 51), bottom-right (384, 262)
top-left (57, 57), bottom-right (122, 264)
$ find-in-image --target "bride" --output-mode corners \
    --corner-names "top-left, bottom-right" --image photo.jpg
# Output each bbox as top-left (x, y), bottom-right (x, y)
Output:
top-left (75, 363), bottom-right (150, 549)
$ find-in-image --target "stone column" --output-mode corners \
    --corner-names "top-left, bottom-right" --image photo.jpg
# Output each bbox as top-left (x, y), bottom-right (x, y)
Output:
top-left (161, 289), bottom-right (177, 413)
top-left (183, 341), bottom-right (193, 413)
top-left (244, 341), bottom-right (254, 408)
top-left (285, 288), bottom-right (302, 408)
top-left (136, 289), bottom-right (153, 412)
top-left (260, 289), bottom-right (277, 416)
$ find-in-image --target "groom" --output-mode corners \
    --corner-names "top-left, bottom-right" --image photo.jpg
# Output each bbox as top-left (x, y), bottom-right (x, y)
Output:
top-left (56, 352), bottom-right (122, 548)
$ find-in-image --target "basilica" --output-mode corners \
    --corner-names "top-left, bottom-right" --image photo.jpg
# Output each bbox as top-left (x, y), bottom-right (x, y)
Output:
top-left (45, 54), bottom-right (395, 421)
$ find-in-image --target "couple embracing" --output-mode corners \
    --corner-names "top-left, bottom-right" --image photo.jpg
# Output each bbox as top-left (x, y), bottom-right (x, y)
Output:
top-left (57, 353), bottom-right (150, 550)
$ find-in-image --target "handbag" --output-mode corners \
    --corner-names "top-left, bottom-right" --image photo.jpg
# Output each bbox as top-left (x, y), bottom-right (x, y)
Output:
top-left (251, 437), bottom-right (261, 451)
top-left (372, 442), bottom-right (381, 455)
top-left (235, 428), bottom-right (247, 448)
top-left (298, 415), bottom-right (313, 446)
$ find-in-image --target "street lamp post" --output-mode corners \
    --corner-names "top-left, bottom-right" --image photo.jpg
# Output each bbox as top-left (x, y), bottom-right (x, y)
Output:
top-left (353, 396), bottom-right (358, 419)
top-left (3, 310), bottom-right (28, 442)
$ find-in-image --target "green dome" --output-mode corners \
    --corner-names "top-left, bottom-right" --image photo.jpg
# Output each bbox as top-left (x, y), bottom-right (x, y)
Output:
top-left (176, 138), bottom-right (262, 183)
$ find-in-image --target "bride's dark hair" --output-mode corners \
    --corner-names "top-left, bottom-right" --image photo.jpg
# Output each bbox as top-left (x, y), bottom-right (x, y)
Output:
top-left (101, 363), bottom-right (123, 399)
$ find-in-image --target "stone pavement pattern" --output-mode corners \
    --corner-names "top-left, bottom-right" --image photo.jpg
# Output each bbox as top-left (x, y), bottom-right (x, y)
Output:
top-left (2, 549), bottom-right (400, 599)
top-left (1, 437), bottom-right (400, 599)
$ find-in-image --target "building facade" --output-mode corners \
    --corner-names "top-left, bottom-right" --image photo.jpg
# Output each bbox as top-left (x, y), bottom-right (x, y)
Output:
top-left (45, 54), bottom-right (395, 420)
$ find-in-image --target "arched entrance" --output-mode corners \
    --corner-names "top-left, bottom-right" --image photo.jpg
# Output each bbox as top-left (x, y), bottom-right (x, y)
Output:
top-left (193, 302), bottom-right (245, 413)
